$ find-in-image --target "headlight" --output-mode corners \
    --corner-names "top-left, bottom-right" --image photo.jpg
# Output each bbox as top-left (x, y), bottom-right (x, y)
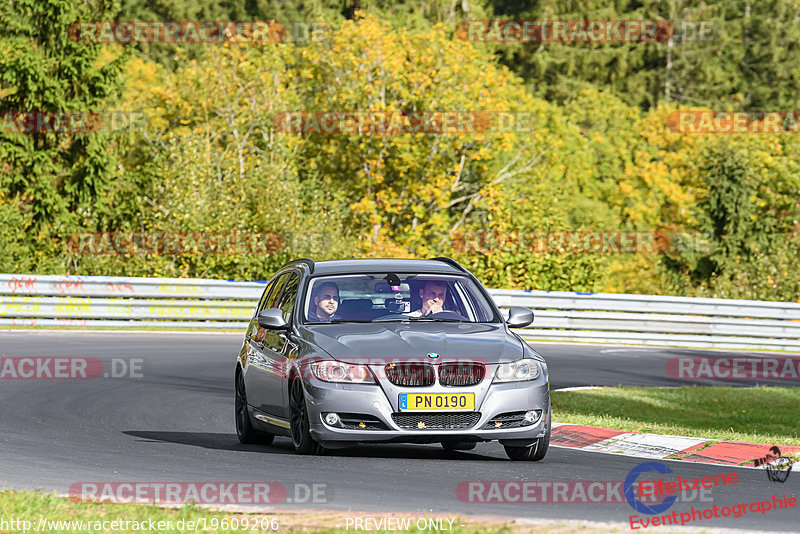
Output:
top-left (494, 359), bottom-right (541, 383)
top-left (310, 361), bottom-right (376, 384)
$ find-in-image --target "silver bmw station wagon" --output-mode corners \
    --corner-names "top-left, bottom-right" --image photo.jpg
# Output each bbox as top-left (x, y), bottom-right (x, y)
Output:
top-left (235, 257), bottom-right (550, 461)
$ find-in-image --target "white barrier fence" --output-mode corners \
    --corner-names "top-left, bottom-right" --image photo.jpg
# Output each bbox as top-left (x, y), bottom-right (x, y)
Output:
top-left (2, 273), bottom-right (799, 350)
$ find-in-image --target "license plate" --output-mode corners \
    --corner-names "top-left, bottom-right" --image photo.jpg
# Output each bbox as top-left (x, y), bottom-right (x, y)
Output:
top-left (399, 393), bottom-right (475, 411)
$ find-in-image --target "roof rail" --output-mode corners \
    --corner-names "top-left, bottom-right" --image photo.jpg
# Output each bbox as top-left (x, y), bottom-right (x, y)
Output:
top-left (428, 256), bottom-right (466, 272)
top-left (284, 257), bottom-right (315, 274)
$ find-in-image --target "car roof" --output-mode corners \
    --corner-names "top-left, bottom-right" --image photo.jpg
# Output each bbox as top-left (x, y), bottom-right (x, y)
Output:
top-left (305, 258), bottom-right (465, 276)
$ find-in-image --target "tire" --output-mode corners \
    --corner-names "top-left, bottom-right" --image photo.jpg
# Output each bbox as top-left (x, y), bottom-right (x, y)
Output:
top-left (504, 407), bottom-right (551, 461)
top-left (441, 440), bottom-right (477, 451)
top-left (288, 378), bottom-right (326, 455)
top-left (235, 369), bottom-right (274, 445)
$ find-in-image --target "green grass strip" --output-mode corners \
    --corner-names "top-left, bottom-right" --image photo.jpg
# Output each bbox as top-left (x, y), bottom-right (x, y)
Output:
top-left (552, 386), bottom-right (800, 446)
top-left (0, 490), bottom-right (269, 533)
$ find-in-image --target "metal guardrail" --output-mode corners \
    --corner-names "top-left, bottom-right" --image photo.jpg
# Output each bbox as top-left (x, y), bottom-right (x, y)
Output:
top-left (2, 273), bottom-right (799, 350)
top-left (0, 274), bottom-right (262, 328)
top-left (491, 290), bottom-right (800, 350)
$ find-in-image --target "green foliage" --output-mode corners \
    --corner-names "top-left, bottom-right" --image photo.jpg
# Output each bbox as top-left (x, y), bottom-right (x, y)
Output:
top-left (283, 16), bottom-right (539, 258)
top-left (487, 0), bottom-right (800, 111)
top-left (67, 43), bottom-right (356, 280)
top-left (658, 135), bottom-right (800, 300)
top-left (2, 1), bottom-right (799, 303)
top-left (0, 0), bottom-right (127, 272)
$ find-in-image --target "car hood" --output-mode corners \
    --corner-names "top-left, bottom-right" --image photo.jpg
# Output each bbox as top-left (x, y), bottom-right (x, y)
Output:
top-left (299, 322), bottom-right (524, 364)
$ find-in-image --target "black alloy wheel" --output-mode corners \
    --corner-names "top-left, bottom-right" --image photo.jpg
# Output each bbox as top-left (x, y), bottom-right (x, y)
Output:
top-left (289, 377), bottom-right (326, 455)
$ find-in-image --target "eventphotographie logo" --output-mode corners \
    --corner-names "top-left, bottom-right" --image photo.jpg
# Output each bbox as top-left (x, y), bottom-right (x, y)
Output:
top-left (753, 446), bottom-right (795, 483)
top-left (625, 462), bottom-right (679, 515)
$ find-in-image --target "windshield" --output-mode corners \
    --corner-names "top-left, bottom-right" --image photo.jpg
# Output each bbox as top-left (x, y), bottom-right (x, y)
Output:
top-left (302, 273), bottom-right (500, 324)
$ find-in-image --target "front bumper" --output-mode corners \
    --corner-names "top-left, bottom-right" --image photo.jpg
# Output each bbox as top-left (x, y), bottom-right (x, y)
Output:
top-left (302, 372), bottom-right (550, 446)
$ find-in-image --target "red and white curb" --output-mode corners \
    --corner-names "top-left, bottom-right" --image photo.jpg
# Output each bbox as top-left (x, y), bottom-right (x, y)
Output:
top-left (551, 423), bottom-right (800, 468)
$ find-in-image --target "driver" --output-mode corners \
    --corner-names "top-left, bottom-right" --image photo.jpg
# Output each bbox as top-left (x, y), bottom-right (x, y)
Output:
top-left (406, 280), bottom-right (447, 317)
top-left (308, 281), bottom-right (341, 322)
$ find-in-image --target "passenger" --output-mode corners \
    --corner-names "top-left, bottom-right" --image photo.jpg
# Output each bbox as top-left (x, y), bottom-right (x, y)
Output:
top-left (406, 280), bottom-right (447, 317)
top-left (308, 281), bottom-right (341, 322)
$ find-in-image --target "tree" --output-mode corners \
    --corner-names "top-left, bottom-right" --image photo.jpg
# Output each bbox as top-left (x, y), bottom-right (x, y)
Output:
top-left (658, 134), bottom-right (800, 300)
top-left (74, 39), bottom-right (355, 279)
top-left (0, 0), bottom-right (127, 271)
top-left (281, 15), bottom-right (543, 258)
top-left (484, 0), bottom-right (800, 110)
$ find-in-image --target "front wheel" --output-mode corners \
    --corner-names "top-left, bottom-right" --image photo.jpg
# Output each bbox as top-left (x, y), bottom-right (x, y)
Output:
top-left (288, 378), bottom-right (326, 455)
top-left (504, 408), bottom-right (550, 461)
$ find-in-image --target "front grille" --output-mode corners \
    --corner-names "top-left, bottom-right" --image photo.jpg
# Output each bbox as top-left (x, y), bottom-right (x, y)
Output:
top-left (385, 362), bottom-right (435, 387)
top-left (391, 412), bottom-right (481, 430)
top-left (439, 362), bottom-right (486, 387)
top-left (337, 413), bottom-right (389, 431)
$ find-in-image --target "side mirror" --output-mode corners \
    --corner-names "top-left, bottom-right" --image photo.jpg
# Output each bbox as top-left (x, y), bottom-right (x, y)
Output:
top-left (257, 308), bottom-right (288, 330)
top-left (506, 306), bottom-right (534, 328)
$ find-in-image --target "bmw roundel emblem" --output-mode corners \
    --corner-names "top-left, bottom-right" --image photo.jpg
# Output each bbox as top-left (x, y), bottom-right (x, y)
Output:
top-left (427, 352), bottom-right (439, 359)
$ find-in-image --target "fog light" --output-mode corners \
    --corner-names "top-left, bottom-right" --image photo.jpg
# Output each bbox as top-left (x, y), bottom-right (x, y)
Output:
top-left (324, 413), bottom-right (340, 426)
top-left (523, 410), bottom-right (541, 425)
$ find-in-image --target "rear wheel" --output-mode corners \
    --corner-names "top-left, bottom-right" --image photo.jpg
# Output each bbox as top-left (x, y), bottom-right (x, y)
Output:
top-left (289, 378), bottom-right (326, 455)
top-left (504, 407), bottom-right (550, 461)
top-left (235, 370), bottom-right (274, 445)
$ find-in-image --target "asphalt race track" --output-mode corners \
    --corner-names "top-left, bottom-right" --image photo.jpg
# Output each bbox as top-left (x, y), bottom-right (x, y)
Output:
top-left (1, 331), bottom-right (798, 531)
